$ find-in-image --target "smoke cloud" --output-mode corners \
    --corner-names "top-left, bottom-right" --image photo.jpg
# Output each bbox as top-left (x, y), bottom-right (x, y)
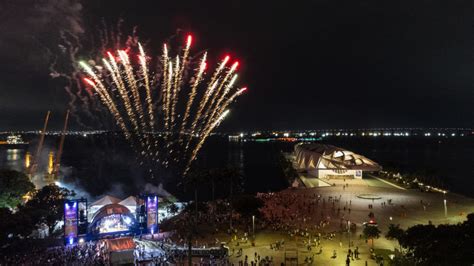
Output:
top-left (0, 0), bottom-right (84, 70)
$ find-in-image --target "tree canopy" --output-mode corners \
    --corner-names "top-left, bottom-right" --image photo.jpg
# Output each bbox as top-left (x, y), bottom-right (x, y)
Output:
top-left (0, 169), bottom-right (35, 209)
top-left (363, 225), bottom-right (381, 248)
top-left (399, 214), bottom-right (474, 265)
top-left (19, 184), bottom-right (75, 235)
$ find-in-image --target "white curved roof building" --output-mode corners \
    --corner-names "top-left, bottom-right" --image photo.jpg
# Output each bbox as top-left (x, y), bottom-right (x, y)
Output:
top-left (294, 143), bottom-right (381, 179)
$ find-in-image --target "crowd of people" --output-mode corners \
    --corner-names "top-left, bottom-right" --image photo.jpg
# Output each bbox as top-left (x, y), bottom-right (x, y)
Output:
top-left (1, 242), bottom-right (105, 265)
top-left (257, 190), bottom-right (356, 234)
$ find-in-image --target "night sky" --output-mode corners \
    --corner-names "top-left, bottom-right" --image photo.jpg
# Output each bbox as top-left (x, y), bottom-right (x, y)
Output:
top-left (1, 0), bottom-right (474, 131)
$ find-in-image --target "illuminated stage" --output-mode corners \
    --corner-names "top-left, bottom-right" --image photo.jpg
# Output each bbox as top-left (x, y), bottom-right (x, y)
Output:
top-left (64, 195), bottom-right (160, 245)
top-left (90, 204), bottom-right (136, 235)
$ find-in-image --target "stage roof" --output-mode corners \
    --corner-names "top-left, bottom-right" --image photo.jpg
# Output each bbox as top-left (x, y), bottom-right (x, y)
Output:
top-left (91, 203), bottom-right (132, 225)
top-left (119, 196), bottom-right (137, 208)
top-left (91, 195), bottom-right (121, 207)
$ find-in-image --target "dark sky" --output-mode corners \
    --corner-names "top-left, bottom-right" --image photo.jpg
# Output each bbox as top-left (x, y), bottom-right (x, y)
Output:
top-left (1, 0), bottom-right (474, 131)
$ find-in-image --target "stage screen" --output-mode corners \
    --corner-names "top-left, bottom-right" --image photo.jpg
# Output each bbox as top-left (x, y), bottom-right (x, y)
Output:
top-left (64, 201), bottom-right (78, 243)
top-left (146, 196), bottom-right (158, 233)
top-left (97, 214), bottom-right (133, 234)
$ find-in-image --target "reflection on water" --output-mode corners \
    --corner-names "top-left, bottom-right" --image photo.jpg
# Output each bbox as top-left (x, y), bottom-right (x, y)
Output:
top-left (7, 149), bottom-right (20, 161)
top-left (0, 149), bottom-right (25, 171)
top-left (0, 136), bottom-right (473, 199)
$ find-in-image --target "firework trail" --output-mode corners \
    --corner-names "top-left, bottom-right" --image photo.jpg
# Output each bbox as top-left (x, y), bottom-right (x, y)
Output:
top-left (203, 61), bottom-right (239, 120)
top-left (184, 78), bottom-right (220, 151)
top-left (180, 52), bottom-right (207, 136)
top-left (80, 34), bottom-right (247, 177)
top-left (139, 43), bottom-right (154, 129)
top-left (51, 21), bottom-right (141, 130)
top-left (170, 56), bottom-right (180, 130)
top-left (198, 70), bottom-right (239, 136)
top-left (162, 44), bottom-right (171, 131)
top-left (184, 109), bottom-right (230, 174)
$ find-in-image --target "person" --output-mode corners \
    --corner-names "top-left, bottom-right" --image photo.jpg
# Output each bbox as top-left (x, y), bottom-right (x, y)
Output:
top-left (333, 250), bottom-right (337, 258)
top-left (346, 255), bottom-right (351, 265)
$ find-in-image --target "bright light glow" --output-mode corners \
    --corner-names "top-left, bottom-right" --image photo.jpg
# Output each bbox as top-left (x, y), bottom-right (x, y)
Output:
top-left (123, 216), bottom-right (132, 225)
top-left (186, 35), bottom-right (193, 47)
top-left (83, 78), bottom-right (95, 86)
top-left (232, 61), bottom-right (239, 70)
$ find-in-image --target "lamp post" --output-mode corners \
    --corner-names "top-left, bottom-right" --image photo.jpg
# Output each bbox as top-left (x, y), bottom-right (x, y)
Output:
top-left (347, 220), bottom-right (351, 247)
top-left (443, 191), bottom-right (447, 218)
top-left (252, 215), bottom-right (255, 240)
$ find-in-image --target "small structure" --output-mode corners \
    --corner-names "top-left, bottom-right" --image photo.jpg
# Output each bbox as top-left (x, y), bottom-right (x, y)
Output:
top-left (101, 237), bottom-right (135, 265)
top-left (294, 143), bottom-right (381, 179)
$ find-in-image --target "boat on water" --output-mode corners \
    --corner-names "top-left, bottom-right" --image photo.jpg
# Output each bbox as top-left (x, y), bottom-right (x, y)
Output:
top-left (0, 135), bottom-right (29, 149)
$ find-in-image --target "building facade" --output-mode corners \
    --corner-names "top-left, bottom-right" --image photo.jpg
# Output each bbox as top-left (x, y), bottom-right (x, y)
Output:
top-left (294, 143), bottom-right (381, 179)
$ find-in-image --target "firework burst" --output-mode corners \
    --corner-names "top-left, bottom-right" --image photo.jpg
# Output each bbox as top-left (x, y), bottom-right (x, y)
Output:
top-left (80, 34), bottom-right (247, 176)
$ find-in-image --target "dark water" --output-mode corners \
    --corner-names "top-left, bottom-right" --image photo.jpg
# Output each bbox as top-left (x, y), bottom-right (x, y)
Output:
top-left (0, 134), bottom-right (473, 199)
top-left (318, 137), bottom-right (474, 197)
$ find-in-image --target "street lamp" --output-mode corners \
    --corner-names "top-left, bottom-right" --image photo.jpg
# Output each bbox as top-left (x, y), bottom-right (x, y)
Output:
top-left (443, 191), bottom-right (448, 218)
top-left (252, 215), bottom-right (255, 240)
top-left (347, 220), bottom-right (351, 247)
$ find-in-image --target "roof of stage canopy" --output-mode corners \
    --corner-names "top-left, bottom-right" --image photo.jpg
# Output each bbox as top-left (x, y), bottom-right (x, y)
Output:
top-left (119, 196), bottom-right (137, 206)
top-left (91, 195), bottom-right (121, 207)
top-left (91, 203), bottom-right (132, 225)
top-left (294, 143), bottom-right (381, 171)
top-left (119, 196), bottom-right (137, 209)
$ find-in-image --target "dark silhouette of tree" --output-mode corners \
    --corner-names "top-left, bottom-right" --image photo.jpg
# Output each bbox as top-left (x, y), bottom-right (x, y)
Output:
top-left (398, 214), bottom-right (474, 265)
top-left (232, 195), bottom-right (263, 218)
top-left (0, 207), bottom-right (35, 246)
top-left (20, 184), bottom-right (74, 236)
top-left (0, 169), bottom-right (35, 209)
top-left (363, 226), bottom-right (381, 248)
top-left (278, 152), bottom-right (298, 181)
top-left (385, 224), bottom-right (405, 250)
top-left (0, 208), bottom-right (13, 244)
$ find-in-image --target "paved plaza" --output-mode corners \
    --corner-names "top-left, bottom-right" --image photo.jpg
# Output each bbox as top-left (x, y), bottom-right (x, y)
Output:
top-left (221, 176), bottom-right (474, 265)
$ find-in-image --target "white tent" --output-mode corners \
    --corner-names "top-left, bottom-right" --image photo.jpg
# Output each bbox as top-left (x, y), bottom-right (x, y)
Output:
top-left (89, 195), bottom-right (121, 219)
top-left (91, 195), bottom-right (121, 206)
top-left (119, 196), bottom-right (137, 213)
